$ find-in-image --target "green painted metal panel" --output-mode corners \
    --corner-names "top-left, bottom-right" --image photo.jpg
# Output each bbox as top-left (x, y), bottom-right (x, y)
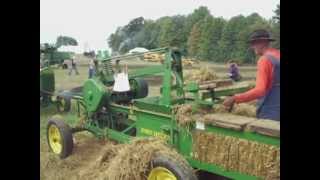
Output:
top-left (133, 97), bottom-right (171, 114)
top-left (105, 128), bottom-right (131, 143)
top-left (187, 158), bottom-right (260, 180)
top-left (40, 68), bottom-right (55, 93)
top-left (83, 79), bottom-right (107, 112)
top-left (159, 51), bottom-right (173, 106)
top-left (135, 110), bottom-right (172, 142)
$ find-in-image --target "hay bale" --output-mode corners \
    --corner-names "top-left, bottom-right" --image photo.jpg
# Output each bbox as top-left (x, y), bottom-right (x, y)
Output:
top-left (192, 131), bottom-right (280, 179)
top-left (143, 53), bottom-right (164, 63)
top-left (182, 58), bottom-right (195, 67)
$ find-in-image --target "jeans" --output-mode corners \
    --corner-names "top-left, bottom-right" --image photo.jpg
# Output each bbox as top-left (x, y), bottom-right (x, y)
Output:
top-left (88, 68), bottom-right (95, 78)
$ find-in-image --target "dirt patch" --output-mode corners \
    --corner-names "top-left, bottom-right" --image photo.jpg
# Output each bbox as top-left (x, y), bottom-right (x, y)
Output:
top-left (40, 133), bottom-right (115, 180)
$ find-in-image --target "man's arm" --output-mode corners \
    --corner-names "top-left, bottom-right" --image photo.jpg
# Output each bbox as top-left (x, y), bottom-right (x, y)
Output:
top-left (233, 58), bottom-right (273, 103)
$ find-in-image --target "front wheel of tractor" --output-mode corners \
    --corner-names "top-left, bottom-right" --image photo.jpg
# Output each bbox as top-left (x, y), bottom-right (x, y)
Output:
top-left (47, 119), bottom-right (73, 159)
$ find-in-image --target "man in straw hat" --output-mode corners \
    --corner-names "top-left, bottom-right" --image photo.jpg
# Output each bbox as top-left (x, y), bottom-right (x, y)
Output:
top-left (223, 29), bottom-right (280, 121)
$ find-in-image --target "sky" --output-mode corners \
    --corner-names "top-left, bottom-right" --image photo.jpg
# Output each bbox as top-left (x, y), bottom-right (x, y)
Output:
top-left (40, 0), bottom-right (280, 53)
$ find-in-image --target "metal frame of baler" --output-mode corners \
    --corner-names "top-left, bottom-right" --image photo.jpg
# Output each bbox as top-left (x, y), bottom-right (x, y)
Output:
top-left (65, 47), bottom-right (279, 180)
top-left (69, 47), bottom-right (187, 140)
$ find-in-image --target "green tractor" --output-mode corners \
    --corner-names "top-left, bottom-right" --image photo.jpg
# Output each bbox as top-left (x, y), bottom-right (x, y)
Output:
top-left (46, 48), bottom-right (279, 180)
top-left (40, 43), bottom-right (72, 112)
top-left (40, 43), bottom-right (74, 68)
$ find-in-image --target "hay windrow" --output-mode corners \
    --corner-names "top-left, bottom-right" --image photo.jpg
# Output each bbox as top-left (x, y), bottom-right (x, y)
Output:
top-left (82, 138), bottom-right (186, 180)
top-left (184, 67), bottom-right (219, 83)
top-left (193, 131), bottom-right (280, 179)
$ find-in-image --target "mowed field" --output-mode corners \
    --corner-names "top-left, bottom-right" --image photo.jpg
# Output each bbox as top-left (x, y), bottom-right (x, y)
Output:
top-left (40, 55), bottom-right (257, 180)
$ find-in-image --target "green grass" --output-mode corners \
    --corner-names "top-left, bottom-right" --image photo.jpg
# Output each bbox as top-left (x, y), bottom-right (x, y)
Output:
top-left (40, 102), bottom-right (82, 140)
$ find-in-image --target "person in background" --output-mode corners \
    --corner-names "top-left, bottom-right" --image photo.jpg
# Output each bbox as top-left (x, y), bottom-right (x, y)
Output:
top-left (68, 55), bottom-right (79, 76)
top-left (88, 58), bottom-right (96, 78)
top-left (223, 29), bottom-right (280, 121)
top-left (228, 60), bottom-right (241, 81)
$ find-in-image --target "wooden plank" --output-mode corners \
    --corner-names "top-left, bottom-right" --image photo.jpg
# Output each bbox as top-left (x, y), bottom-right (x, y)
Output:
top-left (246, 119), bottom-right (280, 138)
top-left (201, 113), bottom-right (257, 131)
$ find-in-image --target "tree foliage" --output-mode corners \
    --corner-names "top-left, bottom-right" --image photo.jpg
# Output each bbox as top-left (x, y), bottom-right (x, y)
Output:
top-left (107, 5), bottom-right (280, 64)
top-left (55, 36), bottom-right (78, 48)
top-left (271, 4), bottom-right (280, 49)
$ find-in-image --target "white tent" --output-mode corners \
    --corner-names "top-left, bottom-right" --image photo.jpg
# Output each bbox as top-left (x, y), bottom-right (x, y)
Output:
top-left (58, 46), bottom-right (79, 53)
top-left (128, 47), bottom-right (149, 54)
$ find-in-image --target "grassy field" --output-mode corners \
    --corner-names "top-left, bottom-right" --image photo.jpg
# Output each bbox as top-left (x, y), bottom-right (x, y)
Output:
top-left (40, 57), bottom-right (257, 180)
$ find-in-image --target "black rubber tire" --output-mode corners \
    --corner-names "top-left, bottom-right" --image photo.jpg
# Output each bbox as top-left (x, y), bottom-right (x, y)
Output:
top-left (62, 64), bottom-right (68, 69)
top-left (47, 119), bottom-right (73, 159)
top-left (132, 78), bottom-right (149, 99)
top-left (148, 153), bottom-right (198, 180)
top-left (56, 94), bottom-right (71, 112)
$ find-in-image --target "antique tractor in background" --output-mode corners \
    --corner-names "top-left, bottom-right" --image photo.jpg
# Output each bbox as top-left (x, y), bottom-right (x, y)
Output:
top-left (46, 47), bottom-right (280, 180)
top-left (40, 43), bottom-right (72, 111)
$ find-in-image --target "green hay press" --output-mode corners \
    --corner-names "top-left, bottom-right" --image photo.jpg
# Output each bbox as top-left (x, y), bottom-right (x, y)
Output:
top-left (46, 47), bottom-right (279, 180)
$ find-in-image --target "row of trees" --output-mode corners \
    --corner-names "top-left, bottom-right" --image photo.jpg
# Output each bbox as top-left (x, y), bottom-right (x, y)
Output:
top-left (108, 5), bottom-right (280, 64)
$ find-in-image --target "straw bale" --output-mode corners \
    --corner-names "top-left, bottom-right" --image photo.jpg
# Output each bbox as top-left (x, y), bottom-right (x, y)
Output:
top-left (192, 131), bottom-right (280, 179)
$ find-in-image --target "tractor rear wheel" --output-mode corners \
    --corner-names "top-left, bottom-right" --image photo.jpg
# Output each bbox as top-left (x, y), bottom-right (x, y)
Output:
top-left (147, 153), bottom-right (198, 180)
top-left (56, 95), bottom-right (71, 112)
top-left (47, 119), bottom-right (73, 159)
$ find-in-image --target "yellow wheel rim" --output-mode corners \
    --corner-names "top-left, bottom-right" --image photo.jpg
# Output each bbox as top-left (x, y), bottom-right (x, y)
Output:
top-left (48, 125), bottom-right (62, 154)
top-left (148, 167), bottom-right (177, 180)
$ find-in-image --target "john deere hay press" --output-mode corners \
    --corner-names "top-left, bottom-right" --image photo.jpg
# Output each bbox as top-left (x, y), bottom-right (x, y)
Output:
top-left (46, 47), bottom-right (280, 180)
